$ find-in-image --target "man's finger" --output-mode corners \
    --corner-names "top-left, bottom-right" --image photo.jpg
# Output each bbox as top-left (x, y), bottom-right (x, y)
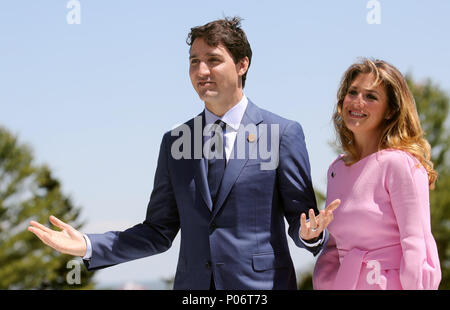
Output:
top-left (28, 226), bottom-right (51, 245)
top-left (29, 220), bottom-right (52, 234)
top-left (28, 226), bottom-right (41, 237)
top-left (49, 215), bottom-right (71, 230)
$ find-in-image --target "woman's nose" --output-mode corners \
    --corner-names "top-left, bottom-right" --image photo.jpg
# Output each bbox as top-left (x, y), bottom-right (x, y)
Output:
top-left (354, 94), bottom-right (365, 108)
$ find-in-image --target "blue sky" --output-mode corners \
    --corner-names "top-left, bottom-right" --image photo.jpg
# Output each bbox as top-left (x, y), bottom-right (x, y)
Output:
top-left (1, 1), bottom-right (449, 287)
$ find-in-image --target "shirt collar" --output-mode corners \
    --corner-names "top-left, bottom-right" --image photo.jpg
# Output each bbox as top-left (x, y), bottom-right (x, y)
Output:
top-left (204, 94), bottom-right (248, 131)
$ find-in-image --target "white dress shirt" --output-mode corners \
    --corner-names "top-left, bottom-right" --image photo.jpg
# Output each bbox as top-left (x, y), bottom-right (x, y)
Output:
top-left (203, 94), bottom-right (248, 163)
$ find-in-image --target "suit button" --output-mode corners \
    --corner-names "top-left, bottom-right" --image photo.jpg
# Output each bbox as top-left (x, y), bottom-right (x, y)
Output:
top-left (210, 222), bottom-right (217, 231)
top-left (205, 261), bottom-right (212, 269)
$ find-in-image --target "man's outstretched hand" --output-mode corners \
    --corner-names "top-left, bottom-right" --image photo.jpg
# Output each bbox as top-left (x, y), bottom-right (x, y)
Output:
top-left (28, 215), bottom-right (87, 257)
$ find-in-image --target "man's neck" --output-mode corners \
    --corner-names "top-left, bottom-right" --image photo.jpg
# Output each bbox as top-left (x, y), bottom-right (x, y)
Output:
top-left (205, 91), bottom-right (244, 117)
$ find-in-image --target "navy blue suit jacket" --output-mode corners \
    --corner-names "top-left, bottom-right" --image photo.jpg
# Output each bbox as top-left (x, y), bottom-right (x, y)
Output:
top-left (84, 100), bottom-right (326, 289)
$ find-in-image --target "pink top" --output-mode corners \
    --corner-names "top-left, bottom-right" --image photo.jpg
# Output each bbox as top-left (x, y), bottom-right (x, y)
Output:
top-left (313, 149), bottom-right (441, 290)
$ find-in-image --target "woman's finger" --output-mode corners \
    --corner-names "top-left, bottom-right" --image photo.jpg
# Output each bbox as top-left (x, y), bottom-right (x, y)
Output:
top-left (300, 213), bottom-right (308, 237)
top-left (325, 199), bottom-right (341, 214)
top-left (309, 209), bottom-right (318, 230)
top-left (322, 208), bottom-right (335, 228)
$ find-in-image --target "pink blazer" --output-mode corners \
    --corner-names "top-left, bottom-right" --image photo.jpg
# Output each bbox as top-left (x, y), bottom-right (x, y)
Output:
top-left (313, 149), bottom-right (441, 290)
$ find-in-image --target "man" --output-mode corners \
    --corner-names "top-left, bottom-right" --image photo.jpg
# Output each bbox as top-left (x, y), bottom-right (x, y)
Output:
top-left (28, 17), bottom-right (339, 290)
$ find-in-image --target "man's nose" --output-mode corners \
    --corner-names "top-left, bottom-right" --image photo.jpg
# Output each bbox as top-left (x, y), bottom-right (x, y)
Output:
top-left (198, 61), bottom-right (210, 77)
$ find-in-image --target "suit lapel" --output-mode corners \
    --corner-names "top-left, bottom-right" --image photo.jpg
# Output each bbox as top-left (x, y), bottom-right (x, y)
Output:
top-left (189, 111), bottom-right (213, 211)
top-left (194, 157), bottom-right (213, 211)
top-left (212, 100), bottom-right (264, 218)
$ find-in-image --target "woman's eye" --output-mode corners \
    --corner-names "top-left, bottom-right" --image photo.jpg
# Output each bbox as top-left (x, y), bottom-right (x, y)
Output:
top-left (367, 94), bottom-right (377, 100)
top-left (348, 90), bottom-right (357, 95)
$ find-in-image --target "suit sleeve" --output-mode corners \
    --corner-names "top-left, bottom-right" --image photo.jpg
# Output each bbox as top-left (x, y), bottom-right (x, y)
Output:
top-left (84, 132), bottom-right (180, 270)
top-left (386, 153), bottom-right (441, 289)
top-left (277, 121), bottom-right (325, 256)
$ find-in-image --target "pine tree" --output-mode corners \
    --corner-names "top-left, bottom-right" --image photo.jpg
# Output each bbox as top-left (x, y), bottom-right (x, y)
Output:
top-left (0, 126), bottom-right (96, 289)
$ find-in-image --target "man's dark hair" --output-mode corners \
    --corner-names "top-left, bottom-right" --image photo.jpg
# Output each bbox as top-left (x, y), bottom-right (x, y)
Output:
top-left (186, 16), bottom-right (252, 88)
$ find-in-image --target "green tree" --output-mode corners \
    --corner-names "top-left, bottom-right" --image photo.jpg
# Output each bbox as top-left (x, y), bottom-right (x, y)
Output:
top-left (406, 75), bottom-right (450, 289)
top-left (0, 126), bottom-right (96, 289)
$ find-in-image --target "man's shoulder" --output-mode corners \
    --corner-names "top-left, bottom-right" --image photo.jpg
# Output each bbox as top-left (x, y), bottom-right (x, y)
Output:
top-left (248, 100), bottom-right (299, 128)
top-left (161, 101), bottom-right (303, 140)
top-left (161, 113), bottom-right (202, 139)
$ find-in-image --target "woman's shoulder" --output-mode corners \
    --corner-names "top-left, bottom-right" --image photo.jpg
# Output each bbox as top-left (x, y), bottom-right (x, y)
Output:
top-left (376, 148), bottom-right (416, 162)
top-left (328, 154), bottom-right (346, 170)
top-left (376, 148), bottom-right (425, 173)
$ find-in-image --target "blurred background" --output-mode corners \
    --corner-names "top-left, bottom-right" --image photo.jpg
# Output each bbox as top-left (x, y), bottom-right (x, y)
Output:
top-left (0, 0), bottom-right (449, 289)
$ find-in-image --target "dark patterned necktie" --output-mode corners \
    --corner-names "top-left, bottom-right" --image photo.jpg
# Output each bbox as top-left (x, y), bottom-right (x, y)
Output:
top-left (207, 120), bottom-right (227, 205)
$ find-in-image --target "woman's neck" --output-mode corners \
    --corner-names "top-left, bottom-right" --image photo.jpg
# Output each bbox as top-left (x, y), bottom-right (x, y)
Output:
top-left (353, 130), bottom-right (382, 159)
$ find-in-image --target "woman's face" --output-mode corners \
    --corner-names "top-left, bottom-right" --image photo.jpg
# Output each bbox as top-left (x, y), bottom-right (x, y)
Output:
top-left (342, 73), bottom-right (389, 139)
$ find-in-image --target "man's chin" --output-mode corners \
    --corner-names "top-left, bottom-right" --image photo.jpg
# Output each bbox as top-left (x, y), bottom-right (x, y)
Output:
top-left (198, 90), bottom-right (219, 102)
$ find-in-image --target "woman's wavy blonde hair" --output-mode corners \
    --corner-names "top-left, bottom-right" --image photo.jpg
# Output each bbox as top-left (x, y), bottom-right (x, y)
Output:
top-left (333, 58), bottom-right (437, 189)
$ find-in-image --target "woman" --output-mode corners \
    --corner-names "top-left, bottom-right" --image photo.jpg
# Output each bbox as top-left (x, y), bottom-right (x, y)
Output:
top-left (312, 58), bottom-right (441, 290)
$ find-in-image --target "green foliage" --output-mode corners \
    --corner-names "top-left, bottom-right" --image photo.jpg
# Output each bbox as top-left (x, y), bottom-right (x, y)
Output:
top-left (406, 75), bottom-right (450, 289)
top-left (314, 188), bottom-right (326, 209)
top-left (297, 271), bottom-right (314, 290)
top-left (0, 126), bottom-right (96, 289)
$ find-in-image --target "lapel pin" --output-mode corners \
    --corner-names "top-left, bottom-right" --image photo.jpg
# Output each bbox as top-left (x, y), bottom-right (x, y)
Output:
top-left (248, 133), bottom-right (257, 143)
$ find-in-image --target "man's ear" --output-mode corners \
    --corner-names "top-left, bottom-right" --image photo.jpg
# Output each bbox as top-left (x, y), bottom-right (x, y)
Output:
top-left (236, 56), bottom-right (249, 77)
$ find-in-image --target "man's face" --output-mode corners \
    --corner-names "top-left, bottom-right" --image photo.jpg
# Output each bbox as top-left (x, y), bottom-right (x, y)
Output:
top-left (189, 38), bottom-right (246, 106)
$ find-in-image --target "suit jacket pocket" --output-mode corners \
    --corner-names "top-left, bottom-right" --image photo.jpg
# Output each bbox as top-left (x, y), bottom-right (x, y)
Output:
top-left (252, 252), bottom-right (291, 271)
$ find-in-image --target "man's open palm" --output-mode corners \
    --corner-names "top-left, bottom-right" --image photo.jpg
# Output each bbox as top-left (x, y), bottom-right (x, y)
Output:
top-left (28, 215), bottom-right (87, 257)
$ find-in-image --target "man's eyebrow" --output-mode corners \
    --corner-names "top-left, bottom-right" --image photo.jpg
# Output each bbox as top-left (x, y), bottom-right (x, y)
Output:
top-left (189, 53), bottom-right (223, 59)
top-left (206, 53), bottom-right (222, 57)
